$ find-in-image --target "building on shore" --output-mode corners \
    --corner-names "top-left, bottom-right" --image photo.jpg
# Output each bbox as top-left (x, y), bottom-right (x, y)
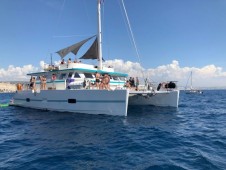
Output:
top-left (0, 82), bottom-right (17, 93)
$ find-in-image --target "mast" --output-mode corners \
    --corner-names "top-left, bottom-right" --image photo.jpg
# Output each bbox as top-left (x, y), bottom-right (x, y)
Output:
top-left (97, 0), bottom-right (103, 70)
top-left (191, 71), bottom-right (193, 90)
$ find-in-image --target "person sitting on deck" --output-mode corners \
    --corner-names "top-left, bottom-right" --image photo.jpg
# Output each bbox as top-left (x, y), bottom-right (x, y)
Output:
top-left (100, 73), bottom-right (111, 90)
top-left (61, 59), bottom-right (65, 64)
top-left (74, 58), bottom-right (78, 63)
top-left (67, 58), bottom-right (72, 64)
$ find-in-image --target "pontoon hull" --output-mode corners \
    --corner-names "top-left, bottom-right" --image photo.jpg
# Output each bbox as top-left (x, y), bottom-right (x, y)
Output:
top-left (129, 90), bottom-right (179, 107)
top-left (11, 89), bottom-right (129, 116)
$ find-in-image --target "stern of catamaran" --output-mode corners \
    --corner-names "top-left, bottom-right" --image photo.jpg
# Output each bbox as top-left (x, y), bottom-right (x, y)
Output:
top-left (127, 80), bottom-right (179, 108)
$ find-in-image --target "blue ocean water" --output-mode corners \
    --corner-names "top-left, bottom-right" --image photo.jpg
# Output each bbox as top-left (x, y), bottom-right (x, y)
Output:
top-left (0, 91), bottom-right (226, 170)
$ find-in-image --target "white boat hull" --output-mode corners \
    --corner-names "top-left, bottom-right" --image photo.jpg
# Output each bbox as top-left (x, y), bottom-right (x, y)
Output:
top-left (129, 90), bottom-right (179, 107)
top-left (11, 89), bottom-right (129, 116)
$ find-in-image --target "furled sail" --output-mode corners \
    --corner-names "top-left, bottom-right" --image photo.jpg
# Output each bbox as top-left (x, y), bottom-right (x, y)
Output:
top-left (79, 37), bottom-right (99, 60)
top-left (56, 35), bottom-right (96, 59)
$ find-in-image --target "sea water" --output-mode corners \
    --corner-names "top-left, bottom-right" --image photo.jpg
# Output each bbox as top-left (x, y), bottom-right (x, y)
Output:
top-left (0, 91), bottom-right (226, 170)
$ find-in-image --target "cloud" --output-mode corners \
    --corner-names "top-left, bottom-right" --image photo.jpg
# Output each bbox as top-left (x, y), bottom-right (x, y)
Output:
top-left (104, 59), bottom-right (226, 88)
top-left (0, 63), bottom-right (40, 81)
top-left (1, 59), bottom-right (226, 88)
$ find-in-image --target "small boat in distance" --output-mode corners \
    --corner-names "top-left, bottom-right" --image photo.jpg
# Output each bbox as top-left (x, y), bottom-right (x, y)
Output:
top-left (10, 0), bottom-right (180, 116)
top-left (185, 71), bottom-right (203, 94)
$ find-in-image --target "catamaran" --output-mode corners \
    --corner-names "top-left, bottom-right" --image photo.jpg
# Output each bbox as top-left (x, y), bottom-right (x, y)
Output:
top-left (10, 0), bottom-right (180, 116)
top-left (185, 71), bottom-right (203, 94)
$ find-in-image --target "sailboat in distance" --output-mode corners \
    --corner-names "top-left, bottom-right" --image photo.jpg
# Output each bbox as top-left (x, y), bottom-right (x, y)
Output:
top-left (185, 71), bottom-right (203, 94)
top-left (10, 0), bottom-right (180, 116)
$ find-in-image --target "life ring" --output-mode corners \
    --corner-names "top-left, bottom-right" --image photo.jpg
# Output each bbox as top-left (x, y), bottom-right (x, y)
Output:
top-left (52, 74), bottom-right (56, 81)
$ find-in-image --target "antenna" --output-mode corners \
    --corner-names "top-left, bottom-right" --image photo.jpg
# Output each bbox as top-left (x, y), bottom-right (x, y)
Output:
top-left (50, 53), bottom-right (53, 66)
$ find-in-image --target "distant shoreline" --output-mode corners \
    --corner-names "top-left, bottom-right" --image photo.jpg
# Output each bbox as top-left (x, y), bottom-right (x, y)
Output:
top-left (0, 82), bottom-right (16, 92)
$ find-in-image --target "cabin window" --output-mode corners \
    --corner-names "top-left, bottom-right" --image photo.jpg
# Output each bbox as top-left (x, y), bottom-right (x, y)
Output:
top-left (112, 76), bottom-right (119, 80)
top-left (68, 99), bottom-right (76, 103)
top-left (119, 77), bottom-right (126, 81)
top-left (84, 73), bottom-right (93, 78)
top-left (68, 72), bottom-right (73, 78)
top-left (74, 72), bottom-right (81, 78)
top-left (45, 74), bottom-right (51, 80)
top-left (59, 73), bottom-right (67, 79)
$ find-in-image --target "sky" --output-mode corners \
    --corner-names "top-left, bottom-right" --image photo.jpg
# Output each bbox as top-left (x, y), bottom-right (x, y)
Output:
top-left (1, 0), bottom-right (226, 88)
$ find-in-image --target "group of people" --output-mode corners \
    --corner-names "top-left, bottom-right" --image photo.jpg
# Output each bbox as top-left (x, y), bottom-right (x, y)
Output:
top-left (47, 64), bottom-right (58, 71)
top-left (125, 77), bottom-right (139, 90)
top-left (61, 58), bottom-right (81, 65)
top-left (29, 74), bottom-right (57, 91)
top-left (93, 72), bottom-right (111, 90)
top-left (29, 72), bottom-right (139, 91)
top-left (29, 75), bottom-right (47, 91)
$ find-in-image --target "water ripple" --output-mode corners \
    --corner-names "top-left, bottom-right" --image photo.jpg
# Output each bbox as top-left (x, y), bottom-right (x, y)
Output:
top-left (0, 90), bottom-right (226, 169)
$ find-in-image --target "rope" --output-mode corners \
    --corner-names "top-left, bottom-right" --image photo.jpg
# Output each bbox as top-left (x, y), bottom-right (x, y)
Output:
top-left (121, 0), bottom-right (147, 86)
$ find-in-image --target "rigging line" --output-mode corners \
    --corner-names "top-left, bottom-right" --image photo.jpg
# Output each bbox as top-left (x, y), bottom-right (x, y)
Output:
top-left (118, 0), bottom-right (134, 55)
top-left (185, 71), bottom-right (193, 90)
top-left (48, 0), bottom-right (66, 61)
top-left (121, 0), bottom-right (146, 81)
top-left (185, 72), bottom-right (190, 90)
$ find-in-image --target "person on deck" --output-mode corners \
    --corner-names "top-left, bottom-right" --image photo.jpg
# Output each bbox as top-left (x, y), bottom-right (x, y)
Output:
top-left (40, 76), bottom-right (44, 90)
top-left (30, 76), bottom-right (36, 92)
top-left (67, 58), bottom-right (72, 64)
top-left (125, 80), bottom-right (131, 89)
top-left (95, 72), bottom-right (101, 89)
top-left (42, 75), bottom-right (47, 90)
top-left (61, 59), bottom-right (65, 64)
top-left (135, 77), bottom-right (139, 91)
